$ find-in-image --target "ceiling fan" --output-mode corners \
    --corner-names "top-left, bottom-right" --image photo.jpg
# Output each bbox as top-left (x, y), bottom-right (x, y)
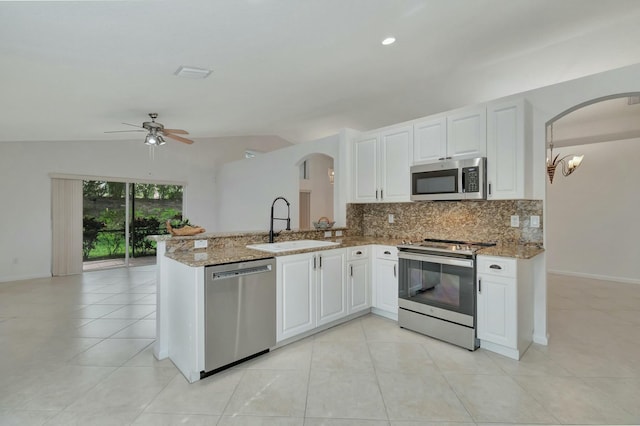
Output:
top-left (105, 113), bottom-right (194, 145)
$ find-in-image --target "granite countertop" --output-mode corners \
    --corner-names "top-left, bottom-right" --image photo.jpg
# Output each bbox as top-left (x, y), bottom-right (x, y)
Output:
top-left (477, 243), bottom-right (544, 259)
top-left (164, 235), bottom-right (544, 267)
top-left (164, 236), bottom-right (403, 267)
top-left (148, 227), bottom-right (349, 242)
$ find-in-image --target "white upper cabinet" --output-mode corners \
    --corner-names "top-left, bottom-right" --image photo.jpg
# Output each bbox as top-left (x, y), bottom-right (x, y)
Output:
top-left (412, 106), bottom-right (486, 165)
top-left (447, 106), bottom-right (487, 159)
top-left (413, 115), bottom-right (447, 163)
top-left (352, 125), bottom-right (412, 203)
top-left (486, 99), bottom-right (532, 199)
top-left (353, 134), bottom-right (379, 202)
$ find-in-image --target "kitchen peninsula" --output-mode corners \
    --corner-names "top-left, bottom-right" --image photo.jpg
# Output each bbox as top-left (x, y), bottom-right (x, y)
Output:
top-left (151, 211), bottom-right (544, 383)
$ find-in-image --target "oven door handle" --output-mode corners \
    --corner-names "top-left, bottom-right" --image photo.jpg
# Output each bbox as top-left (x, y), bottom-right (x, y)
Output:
top-left (398, 252), bottom-right (474, 268)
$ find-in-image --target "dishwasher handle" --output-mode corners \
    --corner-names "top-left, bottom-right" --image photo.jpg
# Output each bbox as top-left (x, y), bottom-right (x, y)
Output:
top-left (211, 264), bottom-right (272, 280)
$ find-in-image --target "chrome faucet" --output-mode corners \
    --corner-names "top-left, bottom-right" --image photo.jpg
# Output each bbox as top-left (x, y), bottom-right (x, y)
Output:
top-left (269, 196), bottom-right (291, 243)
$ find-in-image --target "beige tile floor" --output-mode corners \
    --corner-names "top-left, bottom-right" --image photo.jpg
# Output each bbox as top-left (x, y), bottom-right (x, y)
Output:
top-left (1, 267), bottom-right (639, 425)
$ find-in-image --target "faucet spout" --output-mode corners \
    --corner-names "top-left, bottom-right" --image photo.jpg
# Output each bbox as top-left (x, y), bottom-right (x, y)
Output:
top-left (269, 196), bottom-right (291, 243)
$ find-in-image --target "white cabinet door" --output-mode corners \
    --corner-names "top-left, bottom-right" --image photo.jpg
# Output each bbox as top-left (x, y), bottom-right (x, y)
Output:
top-left (316, 249), bottom-right (347, 326)
top-left (374, 258), bottom-right (398, 317)
top-left (447, 107), bottom-right (487, 159)
top-left (487, 99), bottom-right (531, 200)
top-left (353, 134), bottom-right (379, 202)
top-left (413, 115), bottom-right (447, 164)
top-left (348, 258), bottom-right (370, 313)
top-left (477, 273), bottom-right (516, 348)
top-left (379, 126), bottom-right (412, 202)
top-left (276, 253), bottom-right (315, 342)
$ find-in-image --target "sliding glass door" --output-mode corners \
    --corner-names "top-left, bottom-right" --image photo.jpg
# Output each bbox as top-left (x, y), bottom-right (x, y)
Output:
top-left (82, 180), bottom-right (183, 270)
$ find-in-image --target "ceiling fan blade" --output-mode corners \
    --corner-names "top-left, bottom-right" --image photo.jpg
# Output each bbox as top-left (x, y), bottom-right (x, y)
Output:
top-left (164, 133), bottom-right (194, 144)
top-left (163, 128), bottom-right (189, 135)
top-left (104, 130), bottom-right (146, 133)
top-left (122, 122), bottom-right (144, 129)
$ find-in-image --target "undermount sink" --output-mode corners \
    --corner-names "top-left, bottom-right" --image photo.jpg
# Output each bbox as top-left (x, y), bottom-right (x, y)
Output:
top-left (246, 239), bottom-right (340, 253)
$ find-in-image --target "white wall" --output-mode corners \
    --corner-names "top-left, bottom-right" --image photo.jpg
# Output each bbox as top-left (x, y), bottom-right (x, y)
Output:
top-left (546, 138), bottom-right (640, 283)
top-left (215, 133), bottom-right (344, 233)
top-left (0, 139), bottom-right (220, 282)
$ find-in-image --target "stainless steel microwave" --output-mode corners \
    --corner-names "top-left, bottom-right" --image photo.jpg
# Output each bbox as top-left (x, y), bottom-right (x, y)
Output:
top-left (410, 157), bottom-right (487, 201)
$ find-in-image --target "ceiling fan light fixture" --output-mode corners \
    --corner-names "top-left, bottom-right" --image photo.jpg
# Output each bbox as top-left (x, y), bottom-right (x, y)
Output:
top-left (174, 66), bottom-right (212, 79)
top-left (144, 133), bottom-right (158, 146)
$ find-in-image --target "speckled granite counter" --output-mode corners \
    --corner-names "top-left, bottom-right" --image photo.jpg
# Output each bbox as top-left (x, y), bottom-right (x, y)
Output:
top-left (164, 236), bottom-right (403, 267)
top-left (477, 243), bottom-right (544, 259)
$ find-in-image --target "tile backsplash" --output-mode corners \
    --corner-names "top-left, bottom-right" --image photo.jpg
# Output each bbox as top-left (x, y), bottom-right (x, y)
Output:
top-left (347, 200), bottom-right (543, 244)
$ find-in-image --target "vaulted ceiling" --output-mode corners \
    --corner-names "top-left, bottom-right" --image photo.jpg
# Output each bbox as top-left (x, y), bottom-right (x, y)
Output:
top-left (2, 0), bottom-right (640, 144)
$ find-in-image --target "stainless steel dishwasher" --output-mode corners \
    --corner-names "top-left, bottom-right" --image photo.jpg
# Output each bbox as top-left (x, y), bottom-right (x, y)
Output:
top-left (202, 257), bottom-right (276, 378)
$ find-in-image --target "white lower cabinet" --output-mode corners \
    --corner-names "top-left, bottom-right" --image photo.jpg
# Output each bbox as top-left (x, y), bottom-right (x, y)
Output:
top-left (476, 255), bottom-right (534, 360)
top-left (347, 246), bottom-right (371, 314)
top-left (276, 252), bottom-right (315, 342)
top-left (372, 245), bottom-right (399, 320)
top-left (316, 249), bottom-right (348, 327)
top-left (276, 248), bottom-right (347, 342)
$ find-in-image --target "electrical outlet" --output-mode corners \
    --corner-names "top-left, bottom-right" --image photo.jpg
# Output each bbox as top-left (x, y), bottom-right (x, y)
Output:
top-left (510, 215), bottom-right (520, 227)
top-left (194, 240), bottom-right (208, 249)
top-left (335, 230), bottom-right (343, 237)
top-left (324, 231), bottom-right (332, 238)
top-left (388, 214), bottom-right (394, 224)
top-left (530, 215), bottom-right (540, 228)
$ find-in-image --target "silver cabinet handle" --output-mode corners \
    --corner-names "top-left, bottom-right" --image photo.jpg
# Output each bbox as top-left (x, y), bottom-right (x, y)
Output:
top-left (384, 250), bottom-right (391, 255)
top-left (393, 264), bottom-right (397, 278)
top-left (489, 264), bottom-right (502, 270)
top-left (356, 250), bottom-right (362, 255)
top-left (380, 189), bottom-right (383, 200)
top-left (376, 189), bottom-right (379, 200)
top-left (488, 183), bottom-right (492, 195)
top-left (313, 256), bottom-right (317, 270)
top-left (319, 255), bottom-right (322, 268)
top-left (438, 157), bottom-right (445, 161)
top-left (350, 265), bottom-right (353, 277)
top-left (478, 278), bottom-right (482, 293)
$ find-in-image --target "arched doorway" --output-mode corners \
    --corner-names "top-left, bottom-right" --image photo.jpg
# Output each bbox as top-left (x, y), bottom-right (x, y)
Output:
top-left (545, 92), bottom-right (640, 283)
top-left (297, 153), bottom-right (335, 229)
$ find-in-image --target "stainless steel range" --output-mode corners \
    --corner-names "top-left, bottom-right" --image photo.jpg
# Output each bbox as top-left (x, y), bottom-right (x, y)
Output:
top-left (397, 238), bottom-right (496, 350)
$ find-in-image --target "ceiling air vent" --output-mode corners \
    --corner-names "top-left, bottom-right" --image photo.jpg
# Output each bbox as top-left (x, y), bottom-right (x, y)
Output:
top-left (174, 66), bottom-right (212, 79)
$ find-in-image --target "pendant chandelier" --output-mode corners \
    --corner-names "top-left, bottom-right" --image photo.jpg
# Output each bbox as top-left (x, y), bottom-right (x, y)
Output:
top-left (546, 123), bottom-right (584, 184)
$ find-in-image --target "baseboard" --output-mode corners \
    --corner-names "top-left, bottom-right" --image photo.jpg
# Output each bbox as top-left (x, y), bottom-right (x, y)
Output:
top-left (547, 269), bottom-right (640, 285)
top-left (533, 332), bottom-right (549, 345)
top-left (0, 273), bottom-right (51, 283)
top-left (371, 307), bottom-right (398, 321)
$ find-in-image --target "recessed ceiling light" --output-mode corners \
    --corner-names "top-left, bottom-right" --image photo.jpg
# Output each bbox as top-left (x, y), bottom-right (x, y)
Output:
top-left (381, 37), bottom-right (396, 46)
top-left (174, 66), bottom-right (212, 79)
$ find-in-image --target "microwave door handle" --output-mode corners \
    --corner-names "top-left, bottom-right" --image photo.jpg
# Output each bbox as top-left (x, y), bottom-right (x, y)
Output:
top-left (461, 169), bottom-right (466, 193)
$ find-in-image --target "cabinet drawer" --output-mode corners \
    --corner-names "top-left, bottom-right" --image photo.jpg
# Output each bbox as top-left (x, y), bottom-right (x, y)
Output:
top-left (477, 256), bottom-right (516, 278)
top-left (375, 245), bottom-right (398, 260)
top-left (347, 245), bottom-right (369, 261)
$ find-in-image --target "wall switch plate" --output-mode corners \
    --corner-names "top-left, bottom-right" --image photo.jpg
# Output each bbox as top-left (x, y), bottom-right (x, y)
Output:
top-left (324, 231), bottom-right (332, 238)
top-left (194, 240), bottom-right (208, 249)
top-left (388, 214), bottom-right (394, 224)
top-left (530, 215), bottom-right (540, 228)
top-left (335, 230), bottom-right (343, 237)
top-left (510, 215), bottom-right (520, 227)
